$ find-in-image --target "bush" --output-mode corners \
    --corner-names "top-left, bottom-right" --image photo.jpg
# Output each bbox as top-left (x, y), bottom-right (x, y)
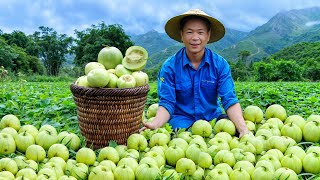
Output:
top-left (253, 59), bottom-right (303, 81)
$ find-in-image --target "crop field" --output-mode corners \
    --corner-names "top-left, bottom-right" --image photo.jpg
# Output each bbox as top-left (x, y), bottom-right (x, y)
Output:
top-left (0, 82), bottom-right (79, 134)
top-left (0, 81), bottom-right (319, 179)
top-left (0, 81), bottom-right (319, 136)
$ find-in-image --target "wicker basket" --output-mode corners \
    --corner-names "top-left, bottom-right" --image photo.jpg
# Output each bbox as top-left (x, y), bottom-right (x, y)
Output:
top-left (70, 83), bottom-right (149, 149)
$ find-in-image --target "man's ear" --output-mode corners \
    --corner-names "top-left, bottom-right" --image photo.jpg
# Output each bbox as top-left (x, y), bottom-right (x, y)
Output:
top-left (207, 30), bottom-right (211, 43)
top-left (180, 31), bottom-right (184, 42)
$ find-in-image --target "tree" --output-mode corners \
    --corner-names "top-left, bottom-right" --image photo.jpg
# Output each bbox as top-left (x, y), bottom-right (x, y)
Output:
top-left (303, 57), bottom-right (320, 81)
top-left (230, 50), bottom-right (253, 81)
top-left (253, 61), bottom-right (273, 81)
top-left (0, 37), bottom-right (43, 75)
top-left (253, 58), bottom-right (302, 81)
top-left (1, 31), bottom-right (41, 58)
top-left (25, 36), bottom-right (41, 57)
top-left (2, 31), bottom-right (29, 49)
top-left (0, 37), bottom-right (17, 69)
top-left (275, 60), bottom-right (302, 81)
top-left (32, 26), bottom-right (73, 76)
top-left (238, 50), bottom-right (251, 65)
top-left (11, 46), bottom-right (44, 75)
top-left (73, 22), bottom-right (134, 67)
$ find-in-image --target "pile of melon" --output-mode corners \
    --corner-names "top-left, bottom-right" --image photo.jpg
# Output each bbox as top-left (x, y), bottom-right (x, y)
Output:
top-left (75, 46), bottom-right (149, 89)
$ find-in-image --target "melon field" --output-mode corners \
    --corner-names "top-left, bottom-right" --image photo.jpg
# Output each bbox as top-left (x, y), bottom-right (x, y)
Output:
top-left (0, 81), bottom-right (319, 180)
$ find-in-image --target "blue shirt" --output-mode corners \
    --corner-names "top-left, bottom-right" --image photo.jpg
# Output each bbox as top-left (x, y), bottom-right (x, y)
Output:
top-left (157, 47), bottom-right (239, 129)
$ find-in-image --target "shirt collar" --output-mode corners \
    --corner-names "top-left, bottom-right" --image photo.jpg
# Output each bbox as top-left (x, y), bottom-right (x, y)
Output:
top-left (182, 48), bottom-right (190, 67)
top-left (182, 47), bottom-right (211, 68)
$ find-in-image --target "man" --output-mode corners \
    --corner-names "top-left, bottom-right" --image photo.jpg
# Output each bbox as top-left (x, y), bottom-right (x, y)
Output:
top-left (141, 9), bottom-right (249, 137)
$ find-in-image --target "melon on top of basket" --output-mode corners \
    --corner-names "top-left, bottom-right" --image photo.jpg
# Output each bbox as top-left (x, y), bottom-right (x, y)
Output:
top-left (84, 62), bottom-right (105, 75)
top-left (98, 46), bottom-right (123, 70)
top-left (122, 45), bottom-right (148, 71)
top-left (74, 46), bottom-right (149, 88)
top-left (117, 74), bottom-right (136, 88)
top-left (115, 64), bottom-right (132, 77)
top-left (87, 68), bottom-right (110, 88)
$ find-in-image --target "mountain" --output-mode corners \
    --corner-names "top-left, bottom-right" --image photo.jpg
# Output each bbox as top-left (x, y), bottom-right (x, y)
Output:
top-left (130, 29), bottom-right (177, 56)
top-left (132, 28), bottom-right (248, 69)
top-left (208, 28), bottom-right (248, 51)
top-left (220, 7), bottom-right (320, 62)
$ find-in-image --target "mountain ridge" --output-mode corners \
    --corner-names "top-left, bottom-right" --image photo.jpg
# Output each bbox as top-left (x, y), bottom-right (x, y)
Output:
top-left (221, 6), bottom-right (320, 61)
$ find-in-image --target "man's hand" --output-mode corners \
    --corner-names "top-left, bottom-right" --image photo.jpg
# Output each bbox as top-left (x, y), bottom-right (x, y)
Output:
top-left (139, 121), bottom-right (160, 132)
top-left (226, 103), bottom-right (250, 138)
top-left (238, 128), bottom-right (250, 138)
top-left (139, 106), bottom-right (171, 133)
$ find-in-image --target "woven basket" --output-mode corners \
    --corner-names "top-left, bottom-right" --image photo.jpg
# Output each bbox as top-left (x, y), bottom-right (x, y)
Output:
top-left (70, 83), bottom-right (149, 149)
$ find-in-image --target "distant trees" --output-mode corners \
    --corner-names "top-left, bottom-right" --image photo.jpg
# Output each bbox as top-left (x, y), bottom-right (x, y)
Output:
top-left (270, 42), bottom-right (320, 81)
top-left (0, 37), bottom-right (17, 69)
top-left (32, 26), bottom-right (73, 76)
top-left (230, 50), bottom-right (253, 81)
top-left (73, 22), bottom-right (134, 67)
top-left (229, 42), bottom-right (320, 82)
top-left (303, 57), bottom-right (320, 81)
top-left (254, 59), bottom-right (303, 81)
top-left (0, 28), bottom-right (73, 76)
top-left (238, 50), bottom-right (251, 64)
top-left (2, 31), bottom-right (29, 49)
top-left (0, 33), bottom-right (43, 75)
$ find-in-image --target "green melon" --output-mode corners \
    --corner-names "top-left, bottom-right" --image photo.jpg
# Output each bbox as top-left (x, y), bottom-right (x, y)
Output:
top-left (75, 75), bottom-right (89, 87)
top-left (87, 69), bottom-right (110, 88)
top-left (84, 62), bottom-right (105, 75)
top-left (122, 46), bottom-right (148, 71)
top-left (98, 47), bottom-right (123, 70)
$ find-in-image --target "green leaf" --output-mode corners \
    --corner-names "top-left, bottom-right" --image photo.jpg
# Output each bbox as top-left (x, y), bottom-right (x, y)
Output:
top-left (109, 140), bottom-right (118, 148)
top-left (210, 118), bottom-right (216, 127)
top-left (163, 123), bottom-right (173, 134)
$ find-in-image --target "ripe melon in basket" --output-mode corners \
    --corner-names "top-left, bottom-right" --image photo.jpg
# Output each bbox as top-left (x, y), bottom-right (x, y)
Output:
top-left (122, 46), bottom-right (148, 71)
top-left (87, 69), bottom-right (110, 88)
top-left (98, 46), bottom-right (123, 70)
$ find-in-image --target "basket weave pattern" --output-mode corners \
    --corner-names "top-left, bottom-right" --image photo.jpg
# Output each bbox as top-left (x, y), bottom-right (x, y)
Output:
top-left (70, 83), bottom-right (149, 149)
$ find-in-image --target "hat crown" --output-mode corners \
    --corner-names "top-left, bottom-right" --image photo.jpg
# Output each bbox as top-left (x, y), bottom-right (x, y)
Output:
top-left (183, 9), bottom-right (209, 16)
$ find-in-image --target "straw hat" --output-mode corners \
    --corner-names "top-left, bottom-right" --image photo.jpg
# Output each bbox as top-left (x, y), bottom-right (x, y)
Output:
top-left (165, 9), bottom-right (225, 43)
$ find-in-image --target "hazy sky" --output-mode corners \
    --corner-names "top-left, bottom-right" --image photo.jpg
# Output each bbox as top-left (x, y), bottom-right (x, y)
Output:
top-left (0, 0), bottom-right (319, 36)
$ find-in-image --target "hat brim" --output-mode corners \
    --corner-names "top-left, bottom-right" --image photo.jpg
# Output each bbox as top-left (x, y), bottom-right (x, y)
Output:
top-left (165, 12), bottom-right (225, 44)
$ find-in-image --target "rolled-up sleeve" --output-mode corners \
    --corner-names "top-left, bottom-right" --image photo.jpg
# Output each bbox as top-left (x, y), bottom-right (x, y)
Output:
top-left (157, 62), bottom-right (176, 117)
top-left (217, 58), bottom-right (239, 110)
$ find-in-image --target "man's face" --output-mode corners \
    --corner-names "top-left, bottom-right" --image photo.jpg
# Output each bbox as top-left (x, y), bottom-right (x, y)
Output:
top-left (181, 18), bottom-right (210, 56)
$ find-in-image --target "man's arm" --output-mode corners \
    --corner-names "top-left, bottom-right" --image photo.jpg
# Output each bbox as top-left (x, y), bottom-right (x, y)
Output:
top-left (139, 106), bottom-right (171, 132)
top-left (226, 103), bottom-right (249, 137)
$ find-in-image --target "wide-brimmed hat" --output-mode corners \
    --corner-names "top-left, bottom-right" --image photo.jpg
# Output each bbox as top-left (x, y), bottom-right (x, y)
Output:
top-left (165, 9), bottom-right (225, 43)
